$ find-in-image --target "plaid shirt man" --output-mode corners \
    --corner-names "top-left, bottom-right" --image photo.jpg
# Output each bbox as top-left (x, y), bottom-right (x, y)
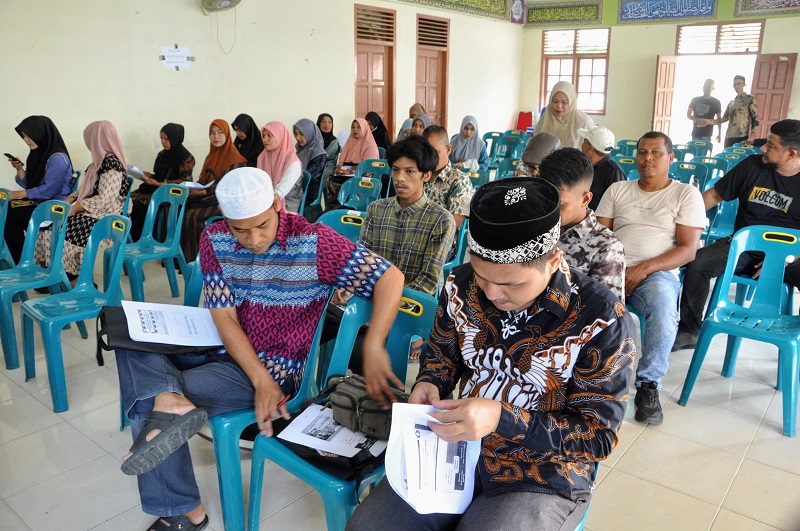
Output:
top-left (359, 194), bottom-right (455, 295)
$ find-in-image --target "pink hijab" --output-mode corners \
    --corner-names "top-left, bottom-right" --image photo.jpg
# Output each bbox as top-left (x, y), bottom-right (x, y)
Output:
top-left (257, 121), bottom-right (301, 190)
top-left (78, 120), bottom-right (126, 203)
top-left (339, 118), bottom-right (379, 164)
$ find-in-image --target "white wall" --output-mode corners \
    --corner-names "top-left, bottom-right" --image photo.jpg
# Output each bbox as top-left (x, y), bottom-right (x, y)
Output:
top-left (0, 0), bottom-right (523, 189)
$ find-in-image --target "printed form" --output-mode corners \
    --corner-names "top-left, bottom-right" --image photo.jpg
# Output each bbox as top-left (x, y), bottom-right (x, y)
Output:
top-left (120, 300), bottom-right (223, 346)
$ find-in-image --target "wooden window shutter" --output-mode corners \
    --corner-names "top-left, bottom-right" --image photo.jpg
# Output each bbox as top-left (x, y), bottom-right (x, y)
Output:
top-left (417, 16), bottom-right (449, 49)
top-left (355, 6), bottom-right (395, 44)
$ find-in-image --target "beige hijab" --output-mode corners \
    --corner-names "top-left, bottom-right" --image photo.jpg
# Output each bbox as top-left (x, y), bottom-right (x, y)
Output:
top-left (536, 81), bottom-right (594, 149)
top-left (78, 121), bottom-right (126, 203)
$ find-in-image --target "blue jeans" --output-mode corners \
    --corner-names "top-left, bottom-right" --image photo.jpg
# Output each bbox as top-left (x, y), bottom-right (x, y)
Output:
top-left (692, 136), bottom-right (712, 141)
top-left (626, 271), bottom-right (680, 388)
top-left (116, 350), bottom-right (256, 517)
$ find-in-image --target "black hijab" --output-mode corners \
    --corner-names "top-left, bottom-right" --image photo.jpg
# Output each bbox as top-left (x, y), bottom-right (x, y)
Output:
top-left (152, 123), bottom-right (192, 182)
top-left (316, 113), bottom-right (337, 150)
top-left (14, 116), bottom-right (71, 189)
top-left (231, 113), bottom-right (263, 167)
top-left (365, 111), bottom-right (391, 150)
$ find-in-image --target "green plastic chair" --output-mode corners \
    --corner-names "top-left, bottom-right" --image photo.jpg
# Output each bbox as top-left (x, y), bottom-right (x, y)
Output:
top-left (482, 131), bottom-right (503, 162)
top-left (495, 158), bottom-right (522, 180)
top-left (703, 199), bottom-right (738, 245)
top-left (487, 135), bottom-right (521, 170)
top-left (611, 156), bottom-right (637, 176)
top-left (0, 189), bottom-right (14, 269)
top-left (355, 159), bottom-right (393, 198)
top-left (723, 147), bottom-right (749, 155)
top-left (317, 209), bottom-right (366, 243)
top-left (687, 140), bottom-right (713, 157)
top-left (464, 169), bottom-right (490, 189)
top-left (21, 215), bottom-right (130, 412)
top-left (616, 139), bottom-right (639, 157)
top-left (247, 288), bottom-right (438, 531)
top-left (696, 157), bottom-right (726, 187)
top-left (669, 161), bottom-right (707, 186)
top-left (105, 185), bottom-right (189, 301)
top-left (70, 170), bottom-right (82, 194)
top-left (673, 143), bottom-right (697, 161)
top-left (715, 153), bottom-right (744, 172)
top-left (678, 226), bottom-right (800, 437)
top-left (442, 219), bottom-right (469, 280)
top-left (338, 177), bottom-right (382, 211)
top-left (0, 200), bottom-right (74, 370)
top-left (300, 170), bottom-right (325, 218)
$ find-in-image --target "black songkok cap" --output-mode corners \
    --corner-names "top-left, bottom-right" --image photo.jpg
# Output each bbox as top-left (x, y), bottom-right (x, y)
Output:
top-left (468, 178), bottom-right (561, 264)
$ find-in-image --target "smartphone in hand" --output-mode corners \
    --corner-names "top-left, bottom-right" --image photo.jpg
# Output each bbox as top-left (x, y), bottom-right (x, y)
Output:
top-left (4, 153), bottom-right (22, 164)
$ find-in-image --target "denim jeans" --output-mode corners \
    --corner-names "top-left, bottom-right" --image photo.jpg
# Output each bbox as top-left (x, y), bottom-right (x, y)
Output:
top-left (626, 271), bottom-right (680, 388)
top-left (691, 136), bottom-right (712, 141)
top-left (115, 350), bottom-right (256, 517)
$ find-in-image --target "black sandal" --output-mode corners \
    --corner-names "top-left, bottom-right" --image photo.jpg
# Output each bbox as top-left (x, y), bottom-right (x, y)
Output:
top-left (148, 514), bottom-right (209, 530)
top-left (121, 408), bottom-right (208, 476)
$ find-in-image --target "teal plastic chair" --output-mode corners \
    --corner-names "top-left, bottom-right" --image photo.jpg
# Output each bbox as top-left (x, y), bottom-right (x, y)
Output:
top-left (182, 216), bottom-right (223, 307)
top-left (487, 135), bottom-right (520, 170)
top-left (464, 169), bottom-right (489, 189)
top-left (208, 290), bottom-right (333, 531)
top-left (678, 226), bottom-right (800, 437)
top-left (626, 170), bottom-right (640, 181)
top-left (355, 159), bottom-right (393, 198)
top-left (672, 147), bottom-right (687, 162)
top-left (723, 147), bottom-right (749, 155)
top-left (338, 177), bottom-right (382, 211)
top-left (21, 215), bottom-right (130, 412)
top-left (504, 129), bottom-right (525, 137)
top-left (495, 158), bottom-right (521, 180)
top-left (696, 157), bottom-right (726, 188)
top-left (442, 219), bottom-right (469, 280)
top-left (106, 185), bottom-right (189, 301)
top-left (673, 143), bottom-right (697, 161)
top-left (611, 156), bottom-right (637, 176)
top-left (0, 189), bottom-right (14, 269)
top-left (703, 199), bottom-right (738, 245)
top-left (70, 170), bottom-right (82, 194)
top-left (0, 200), bottom-right (73, 370)
top-left (247, 288), bottom-right (438, 531)
top-left (377, 146), bottom-right (386, 159)
top-left (482, 131), bottom-right (503, 163)
top-left (687, 140), bottom-right (713, 157)
top-left (669, 161), bottom-right (707, 186)
top-left (317, 210), bottom-right (366, 243)
top-left (616, 139), bottom-right (639, 157)
top-left (715, 153), bottom-right (744, 172)
top-left (299, 170), bottom-right (325, 218)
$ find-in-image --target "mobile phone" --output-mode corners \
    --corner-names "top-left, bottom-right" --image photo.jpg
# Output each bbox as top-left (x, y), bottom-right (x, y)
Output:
top-left (4, 153), bottom-right (21, 163)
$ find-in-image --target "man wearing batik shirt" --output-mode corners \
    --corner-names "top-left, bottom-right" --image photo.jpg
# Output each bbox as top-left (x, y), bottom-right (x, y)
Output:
top-left (711, 75), bottom-right (759, 148)
top-left (114, 168), bottom-right (404, 530)
top-left (350, 178), bottom-right (635, 531)
top-left (540, 147), bottom-right (625, 301)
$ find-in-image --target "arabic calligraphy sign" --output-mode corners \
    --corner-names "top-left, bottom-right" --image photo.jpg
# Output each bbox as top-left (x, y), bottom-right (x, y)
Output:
top-left (397, 0), bottom-right (510, 20)
top-left (618, 0), bottom-right (717, 23)
top-left (735, 0), bottom-right (800, 17)
top-left (524, 0), bottom-right (603, 27)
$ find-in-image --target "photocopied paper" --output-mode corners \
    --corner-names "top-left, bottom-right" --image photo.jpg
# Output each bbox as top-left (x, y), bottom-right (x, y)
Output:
top-left (120, 300), bottom-right (223, 347)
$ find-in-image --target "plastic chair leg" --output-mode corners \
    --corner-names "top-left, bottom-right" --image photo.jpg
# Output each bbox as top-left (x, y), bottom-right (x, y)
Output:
top-left (778, 347), bottom-right (798, 437)
top-left (247, 441), bottom-right (269, 531)
top-left (22, 314), bottom-right (36, 381)
top-left (76, 321), bottom-right (88, 339)
top-left (209, 410), bottom-right (257, 531)
top-left (0, 293), bottom-right (20, 370)
top-left (42, 321), bottom-right (69, 413)
top-left (127, 262), bottom-right (146, 302)
top-left (721, 335), bottom-right (744, 378)
top-left (319, 485), bottom-right (359, 531)
top-left (678, 328), bottom-right (717, 406)
top-left (164, 258), bottom-right (181, 298)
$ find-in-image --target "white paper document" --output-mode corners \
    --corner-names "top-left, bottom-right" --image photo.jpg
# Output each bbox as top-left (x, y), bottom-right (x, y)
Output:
top-left (386, 403), bottom-right (481, 515)
top-left (179, 180), bottom-right (215, 190)
top-left (277, 404), bottom-right (387, 458)
top-left (120, 301), bottom-right (223, 347)
top-left (126, 165), bottom-right (146, 181)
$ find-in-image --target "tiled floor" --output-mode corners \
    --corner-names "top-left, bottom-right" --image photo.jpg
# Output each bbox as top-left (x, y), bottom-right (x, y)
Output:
top-left (0, 261), bottom-right (799, 530)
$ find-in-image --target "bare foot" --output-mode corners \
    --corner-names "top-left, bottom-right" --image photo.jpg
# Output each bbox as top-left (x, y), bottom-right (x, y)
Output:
top-left (184, 503), bottom-right (206, 526)
top-left (122, 392), bottom-right (197, 462)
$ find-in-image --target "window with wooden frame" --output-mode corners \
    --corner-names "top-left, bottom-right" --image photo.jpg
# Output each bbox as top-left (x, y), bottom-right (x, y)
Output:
top-left (541, 28), bottom-right (610, 115)
top-left (676, 20), bottom-right (763, 55)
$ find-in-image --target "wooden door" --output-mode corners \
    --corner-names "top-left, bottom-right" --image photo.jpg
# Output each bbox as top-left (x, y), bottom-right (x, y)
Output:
top-left (652, 55), bottom-right (677, 136)
top-left (355, 43), bottom-right (393, 131)
top-left (751, 53), bottom-right (797, 138)
top-left (416, 49), bottom-right (447, 126)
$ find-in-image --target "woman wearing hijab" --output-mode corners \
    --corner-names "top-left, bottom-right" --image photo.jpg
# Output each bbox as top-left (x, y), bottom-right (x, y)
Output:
top-left (449, 115), bottom-right (489, 171)
top-left (395, 118), bottom-right (414, 143)
top-left (128, 123), bottom-right (195, 242)
top-left (5, 115), bottom-right (73, 264)
top-left (293, 118), bottom-right (327, 215)
top-left (535, 81), bottom-right (594, 149)
top-left (317, 113), bottom-right (340, 191)
top-left (34, 120), bottom-right (131, 279)
top-left (365, 111), bottom-right (391, 150)
top-left (327, 118), bottom-right (379, 207)
top-left (180, 119), bottom-right (246, 260)
top-left (409, 103), bottom-right (427, 119)
top-left (231, 113), bottom-right (263, 167)
top-left (258, 121), bottom-right (303, 212)
top-left (410, 114), bottom-right (433, 136)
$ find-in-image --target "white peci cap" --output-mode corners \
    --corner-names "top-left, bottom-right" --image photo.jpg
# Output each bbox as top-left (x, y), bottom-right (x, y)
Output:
top-left (216, 167), bottom-right (274, 220)
top-left (577, 126), bottom-right (616, 154)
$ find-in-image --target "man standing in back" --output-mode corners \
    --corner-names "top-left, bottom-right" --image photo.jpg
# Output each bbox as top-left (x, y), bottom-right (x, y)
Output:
top-left (711, 75), bottom-right (759, 148)
top-left (687, 79), bottom-right (722, 142)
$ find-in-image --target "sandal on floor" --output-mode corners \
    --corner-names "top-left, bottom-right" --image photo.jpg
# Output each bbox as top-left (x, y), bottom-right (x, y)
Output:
top-left (121, 408), bottom-right (208, 476)
top-left (148, 514), bottom-right (209, 531)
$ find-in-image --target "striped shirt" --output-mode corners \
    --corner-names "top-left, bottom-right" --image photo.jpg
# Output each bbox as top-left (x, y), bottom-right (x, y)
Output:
top-left (200, 209), bottom-right (390, 393)
top-left (359, 195), bottom-right (455, 295)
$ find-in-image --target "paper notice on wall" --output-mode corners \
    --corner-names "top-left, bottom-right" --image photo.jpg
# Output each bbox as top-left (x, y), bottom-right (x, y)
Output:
top-left (160, 46), bottom-right (194, 70)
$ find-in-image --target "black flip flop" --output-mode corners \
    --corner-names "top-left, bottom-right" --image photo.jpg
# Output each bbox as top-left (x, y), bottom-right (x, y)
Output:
top-left (148, 514), bottom-right (209, 531)
top-left (121, 408), bottom-right (208, 476)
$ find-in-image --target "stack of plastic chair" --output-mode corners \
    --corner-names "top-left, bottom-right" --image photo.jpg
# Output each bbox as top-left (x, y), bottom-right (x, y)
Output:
top-left (338, 177), bottom-right (382, 211)
top-left (495, 158), bottom-right (521, 180)
top-left (207, 290), bottom-right (332, 531)
top-left (21, 215), bottom-right (130, 412)
top-left (669, 161), bottom-right (707, 186)
top-left (317, 209), bottom-right (366, 243)
top-left (106, 185), bottom-right (189, 301)
top-left (355, 159), bottom-right (392, 198)
top-left (616, 139), bottom-right (639, 156)
top-left (487, 134), bottom-right (520, 170)
top-left (703, 199), bottom-right (738, 245)
top-left (687, 140), bottom-right (713, 157)
top-left (0, 189), bottom-right (14, 269)
top-left (299, 170), bottom-right (325, 219)
top-left (611, 156), bottom-right (637, 176)
top-left (441, 219), bottom-right (469, 280)
top-left (247, 288), bottom-right (438, 531)
top-left (678, 226), bottom-right (800, 437)
top-left (0, 200), bottom-right (75, 370)
top-left (464, 169), bottom-right (490, 189)
top-left (482, 132), bottom-right (503, 165)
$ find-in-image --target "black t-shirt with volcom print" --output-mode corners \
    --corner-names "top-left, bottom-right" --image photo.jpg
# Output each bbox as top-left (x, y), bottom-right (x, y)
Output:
top-left (715, 154), bottom-right (800, 233)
